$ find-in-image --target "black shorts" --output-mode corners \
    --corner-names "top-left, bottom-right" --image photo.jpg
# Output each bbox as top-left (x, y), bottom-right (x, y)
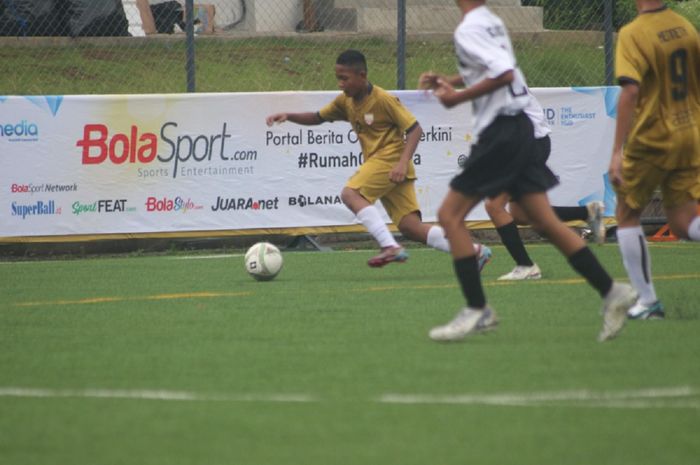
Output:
top-left (535, 135), bottom-right (551, 165)
top-left (450, 113), bottom-right (558, 200)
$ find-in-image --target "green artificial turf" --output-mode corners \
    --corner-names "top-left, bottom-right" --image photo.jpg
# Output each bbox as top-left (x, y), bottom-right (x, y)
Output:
top-left (1, 242), bottom-right (699, 465)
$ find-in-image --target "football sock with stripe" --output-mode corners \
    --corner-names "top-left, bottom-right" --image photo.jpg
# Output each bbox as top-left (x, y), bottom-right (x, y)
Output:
top-left (617, 226), bottom-right (656, 305)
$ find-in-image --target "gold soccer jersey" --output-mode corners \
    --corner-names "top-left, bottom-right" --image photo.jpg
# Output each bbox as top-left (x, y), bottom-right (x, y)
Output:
top-left (318, 84), bottom-right (418, 177)
top-left (615, 7), bottom-right (700, 169)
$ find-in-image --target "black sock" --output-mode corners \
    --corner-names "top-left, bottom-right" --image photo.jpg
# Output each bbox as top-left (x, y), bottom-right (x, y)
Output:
top-left (553, 206), bottom-right (588, 222)
top-left (496, 221), bottom-right (533, 267)
top-left (454, 256), bottom-right (486, 308)
top-left (568, 247), bottom-right (613, 297)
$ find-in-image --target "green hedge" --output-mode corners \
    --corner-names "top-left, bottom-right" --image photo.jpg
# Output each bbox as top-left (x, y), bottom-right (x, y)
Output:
top-left (521, 0), bottom-right (700, 31)
top-left (670, 0), bottom-right (700, 29)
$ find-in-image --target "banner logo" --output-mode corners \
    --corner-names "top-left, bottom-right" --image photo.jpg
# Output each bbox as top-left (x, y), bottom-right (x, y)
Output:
top-left (11, 200), bottom-right (60, 219)
top-left (288, 195), bottom-right (342, 207)
top-left (72, 199), bottom-right (134, 215)
top-left (544, 107), bottom-right (596, 127)
top-left (76, 122), bottom-right (256, 179)
top-left (211, 196), bottom-right (279, 212)
top-left (559, 107), bottom-right (596, 126)
top-left (145, 196), bottom-right (203, 213)
top-left (10, 183), bottom-right (78, 194)
top-left (1, 120), bottom-right (39, 142)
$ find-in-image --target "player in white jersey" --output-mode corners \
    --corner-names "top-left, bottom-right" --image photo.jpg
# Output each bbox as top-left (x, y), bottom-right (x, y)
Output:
top-left (485, 96), bottom-right (606, 281)
top-left (418, 0), bottom-right (636, 342)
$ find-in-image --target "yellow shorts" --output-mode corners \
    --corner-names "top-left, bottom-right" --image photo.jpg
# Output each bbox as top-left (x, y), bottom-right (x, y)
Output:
top-left (615, 157), bottom-right (700, 210)
top-left (345, 157), bottom-right (420, 225)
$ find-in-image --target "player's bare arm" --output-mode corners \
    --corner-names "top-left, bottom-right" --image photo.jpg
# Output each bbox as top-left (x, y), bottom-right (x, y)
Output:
top-left (608, 82), bottom-right (640, 187)
top-left (434, 70), bottom-right (514, 108)
top-left (265, 112), bottom-right (322, 127)
top-left (389, 123), bottom-right (423, 183)
top-left (418, 72), bottom-right (464, 90)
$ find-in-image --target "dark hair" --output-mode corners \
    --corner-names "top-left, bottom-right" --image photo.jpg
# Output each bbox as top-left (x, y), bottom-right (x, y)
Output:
top-left (336, 49), bottom-right (367, 73)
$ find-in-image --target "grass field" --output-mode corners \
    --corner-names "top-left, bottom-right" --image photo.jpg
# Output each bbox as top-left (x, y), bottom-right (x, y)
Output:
top-left (1, 241), bottom-right (699, 465)
top-left (1, 37), bottom-right (606, 95)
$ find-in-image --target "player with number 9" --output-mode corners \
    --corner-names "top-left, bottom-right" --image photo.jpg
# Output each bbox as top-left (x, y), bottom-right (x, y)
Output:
top-left (609, 0), bottom-right (700, 320)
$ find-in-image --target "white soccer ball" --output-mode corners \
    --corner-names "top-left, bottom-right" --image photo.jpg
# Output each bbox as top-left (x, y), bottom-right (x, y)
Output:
top-left (244, 242), bottom-right (283, 281)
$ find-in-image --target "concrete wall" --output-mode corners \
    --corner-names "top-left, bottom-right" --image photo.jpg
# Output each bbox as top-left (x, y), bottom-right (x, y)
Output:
top-left (241, 0), bottom-right (542, 34)
top-left (242, 0), bottom-right (301, 32)
top-left (342, 1), bottom-right (542, 34)
top-left (335, 0), bottom-right (521, 7)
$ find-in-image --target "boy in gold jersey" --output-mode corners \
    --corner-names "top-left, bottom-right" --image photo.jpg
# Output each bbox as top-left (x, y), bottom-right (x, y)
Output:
top-left (266, 49), bottom-right (492, 267)
top-left (610, 0), bottom-right (700, 319)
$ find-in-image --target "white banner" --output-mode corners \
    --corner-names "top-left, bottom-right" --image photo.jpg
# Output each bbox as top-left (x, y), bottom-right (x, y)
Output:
top-left (0, 87), bottom-right (619, 238)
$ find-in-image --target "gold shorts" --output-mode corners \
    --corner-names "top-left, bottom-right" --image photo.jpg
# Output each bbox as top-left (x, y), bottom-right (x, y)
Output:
top-left (615, 157), bottom-right (700, 210)
top-left (345, 157), bottom-right (420, 224)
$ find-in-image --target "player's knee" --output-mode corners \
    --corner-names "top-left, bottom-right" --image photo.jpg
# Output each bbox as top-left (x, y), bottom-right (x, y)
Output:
top-left (398, 212), bottom-right (428, 242)
top-left (484, 199), bottom-right (499, 216)
top-left (511, 210), bottom-right (530, 225)
top-left (340, 187), bottom-right (357, 207)
top-left (526, 217), bottom-right (550, 237)
top-left (485, 200), bottom-right (519, 226)
top-left (437, 206), bottom-right (458, 231)
top-left (398, 222), bottom-right (418, 241)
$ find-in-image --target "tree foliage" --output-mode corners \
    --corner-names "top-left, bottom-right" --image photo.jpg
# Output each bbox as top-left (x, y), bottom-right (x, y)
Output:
top-left (521, 0), bottom-right (700, 31)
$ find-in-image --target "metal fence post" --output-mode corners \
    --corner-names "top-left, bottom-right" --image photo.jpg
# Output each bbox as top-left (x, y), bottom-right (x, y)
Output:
top-left (185, 0), bottom-right (196, 92)
top-left (604, 0), bottom-right (614, 86)
top-left (397, 0), bottom-right (406, 90)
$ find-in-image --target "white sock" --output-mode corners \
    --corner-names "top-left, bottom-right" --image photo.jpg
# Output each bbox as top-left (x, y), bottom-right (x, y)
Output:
top-left (426, 225), bottom-right (482, 255)
top-left (426, 225), bottom-right (450, 252)
top-left (617, 226), bottom-right (657, 305)
top-left (688, 216), bottom-right (700, 241)
top-left (356, 206), bottom-right (399, 249)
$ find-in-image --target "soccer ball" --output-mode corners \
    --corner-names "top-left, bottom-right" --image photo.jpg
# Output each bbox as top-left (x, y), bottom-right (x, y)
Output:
top-left (244, 242), bottom-right (283, 281)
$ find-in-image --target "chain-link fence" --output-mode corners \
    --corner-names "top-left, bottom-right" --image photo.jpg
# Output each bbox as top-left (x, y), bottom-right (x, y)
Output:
top-left (3, 0), bottom-right (697, 96)
top-left (0, 0), bottom-right (698, 95)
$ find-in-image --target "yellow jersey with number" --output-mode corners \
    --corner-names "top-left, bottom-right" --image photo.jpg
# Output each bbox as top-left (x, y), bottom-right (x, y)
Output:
top-left (615, 6), bottom-right (700, 168)
top-left (318, 84), bottom-right (418, 169)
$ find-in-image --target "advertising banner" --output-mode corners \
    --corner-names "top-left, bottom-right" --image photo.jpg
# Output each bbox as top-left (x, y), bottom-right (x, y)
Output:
top-left (0, 87), bottom-right (619, 239)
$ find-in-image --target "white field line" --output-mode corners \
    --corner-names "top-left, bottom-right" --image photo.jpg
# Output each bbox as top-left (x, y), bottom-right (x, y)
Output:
top-left (0, 254), bottom-right (245, 265)
top-left (165, 249), bottom-right (412, 259)
top-left (379, 386), bottom-right (699, 408)
top-left (1, 386), bottom-right (698, 409)
top-left (571, 399), bottom-right (700, 409)
top-left (2, 243), bottom-right (697, 264)
top-left (0, 387), bottom-right (314, 403)
top-left (167, 254), bottom-right (243, 260)
top-left (0, 249), bottom-right (436, 266)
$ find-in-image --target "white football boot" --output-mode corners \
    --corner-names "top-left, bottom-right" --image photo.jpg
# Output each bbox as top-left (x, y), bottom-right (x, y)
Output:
top-left (598, 283), bottom-right (638, 342)
top-left (429, 307), bottom-right (498, 342)
top-left (627, 300), bottom-right (665, 320)
top-left (586, 201), bottom-right (606, 245)
top-left (497, 264), bottom-right (542, 281)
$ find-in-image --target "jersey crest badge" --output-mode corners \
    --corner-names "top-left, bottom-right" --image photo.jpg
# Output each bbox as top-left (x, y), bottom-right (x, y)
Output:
top-left (363, 113), bottom-right (374, 125)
